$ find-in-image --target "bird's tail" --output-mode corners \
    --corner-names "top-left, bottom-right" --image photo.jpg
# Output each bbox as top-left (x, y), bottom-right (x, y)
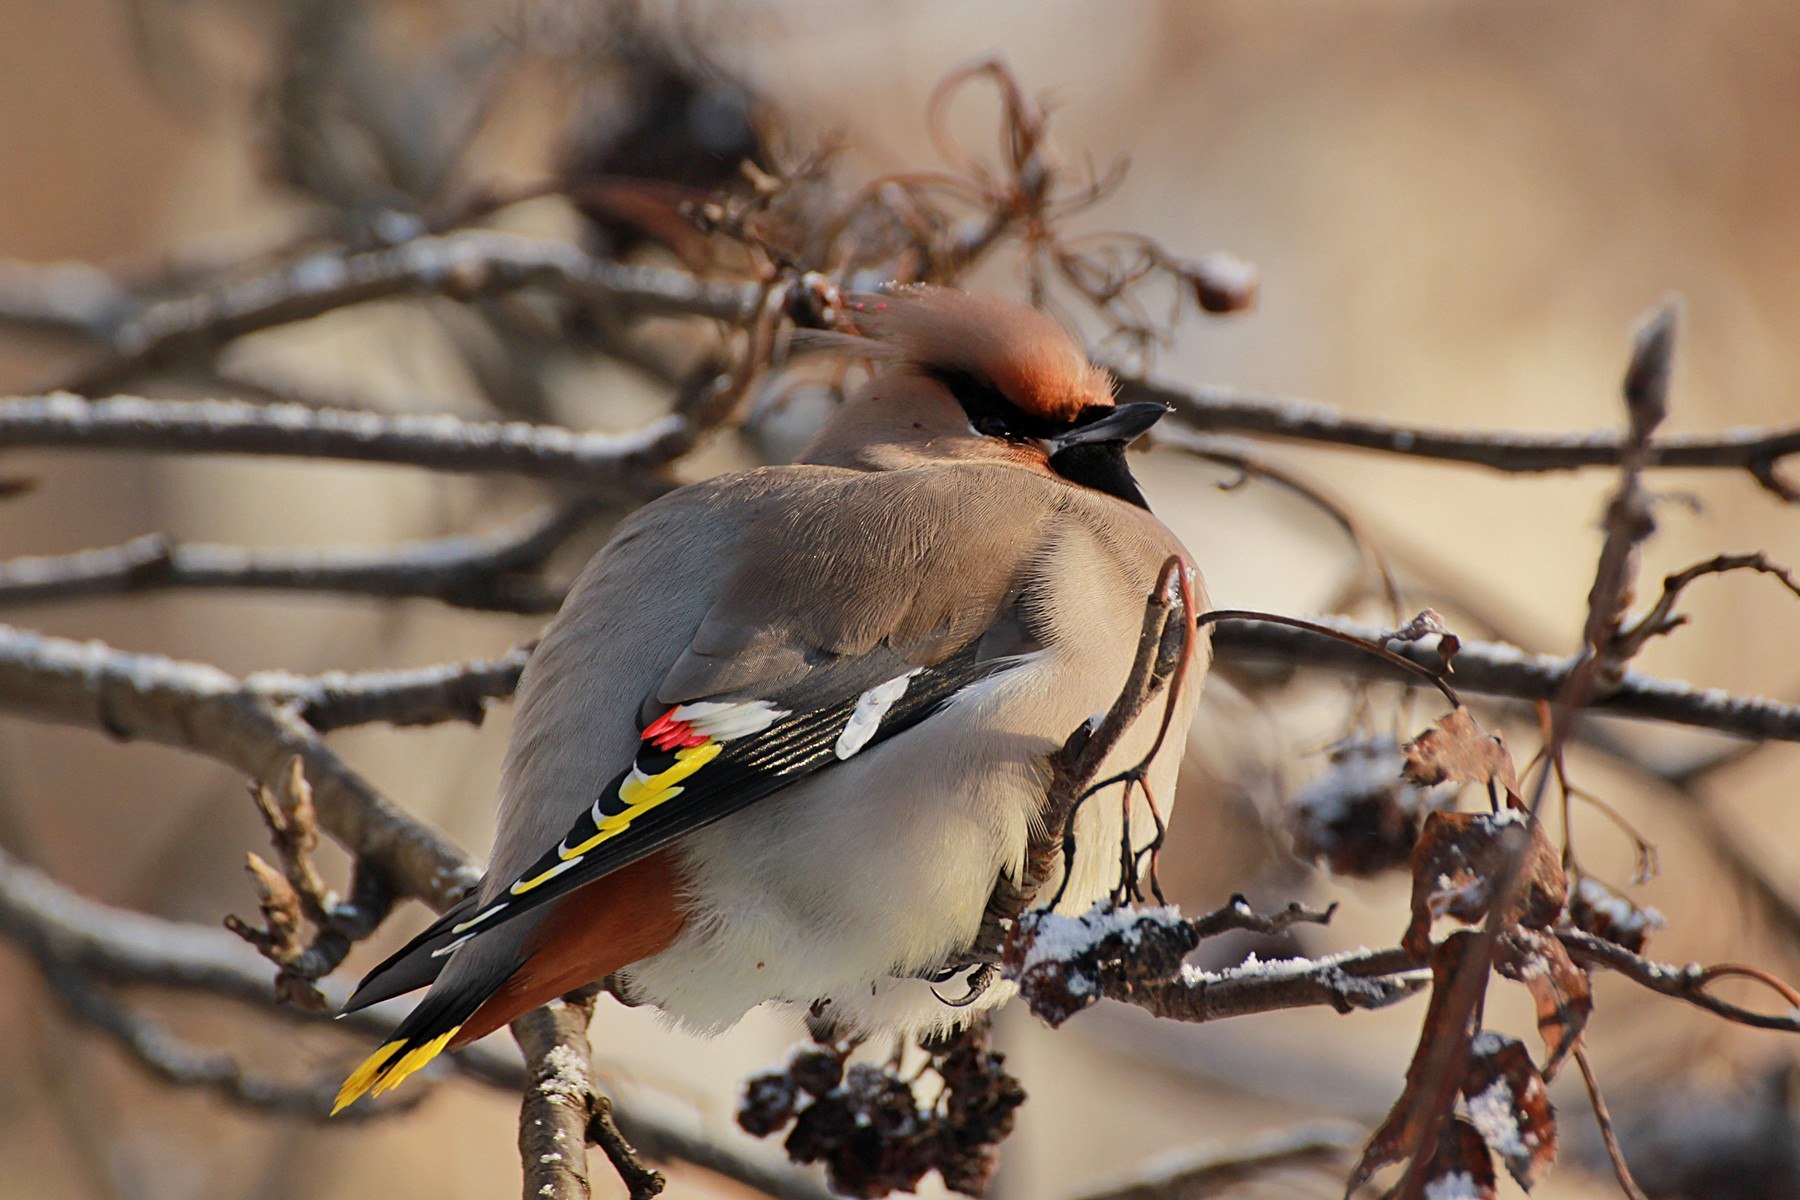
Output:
top-left (332, 980), bottom-right (490, 1113)
top-left (333, 852), bottom-right (687, 1113)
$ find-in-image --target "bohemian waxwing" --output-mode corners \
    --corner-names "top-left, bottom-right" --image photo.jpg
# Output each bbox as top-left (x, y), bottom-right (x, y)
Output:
top-left (334, 286), bottom-right (1208, 1110)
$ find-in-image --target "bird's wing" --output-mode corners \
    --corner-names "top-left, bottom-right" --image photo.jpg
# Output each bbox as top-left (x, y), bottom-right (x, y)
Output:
top-left (342, 464), bottom-right (1057, 1014)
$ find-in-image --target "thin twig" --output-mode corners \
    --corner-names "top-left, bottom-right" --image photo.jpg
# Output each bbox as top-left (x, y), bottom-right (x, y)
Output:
top-left (1558, 928), bottom-right (1800, 1033)
top-left (981, 557), bottom-right (1190, 940)
top-left (1574, 1047), bottom-right (1650, 1200)
top-left (1614, 551), bottom-right (1800, 658)
top-left (1158, 427), bottom-right (1405, 622)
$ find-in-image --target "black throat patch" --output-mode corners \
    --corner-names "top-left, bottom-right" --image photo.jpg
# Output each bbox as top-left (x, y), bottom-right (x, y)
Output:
top-left (1047, 442), bottom-right (1151, 509)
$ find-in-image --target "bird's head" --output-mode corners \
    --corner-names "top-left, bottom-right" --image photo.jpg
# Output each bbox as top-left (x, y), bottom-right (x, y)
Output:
top-left (797, 286), bottom-right (1169, 509)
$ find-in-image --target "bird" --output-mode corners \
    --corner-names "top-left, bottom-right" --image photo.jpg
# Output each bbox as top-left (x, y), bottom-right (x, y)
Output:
top-left (332, 285), bottom-right (1207, 1111)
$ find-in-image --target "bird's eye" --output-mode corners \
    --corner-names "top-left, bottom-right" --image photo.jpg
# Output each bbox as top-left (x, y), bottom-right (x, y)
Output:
top-left (928, 367), bottom-right (1050, 442)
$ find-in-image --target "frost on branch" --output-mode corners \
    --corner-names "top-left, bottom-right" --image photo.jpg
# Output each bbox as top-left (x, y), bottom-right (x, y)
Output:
top-left (1568, 877), bottom-right (1664, 954)
top-left (1005, 903), bottom-right (1199, 1026)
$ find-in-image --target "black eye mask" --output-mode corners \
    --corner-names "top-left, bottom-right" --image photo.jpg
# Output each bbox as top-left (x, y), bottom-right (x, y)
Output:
top-left (928, 367), bottom-right (1167, 509)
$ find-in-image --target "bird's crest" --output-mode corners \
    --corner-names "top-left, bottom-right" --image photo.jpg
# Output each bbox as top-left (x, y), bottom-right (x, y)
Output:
top-left (803, 285), bottom-right (1115, 423)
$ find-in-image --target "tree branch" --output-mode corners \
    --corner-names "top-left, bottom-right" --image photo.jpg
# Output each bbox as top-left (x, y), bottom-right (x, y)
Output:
top-left (0, 623), bottom-right (480, 909)
top-left (0, 838), bottom-right (826, 1198)
top-left (1003, 896), bottom-right (1425, 1029)
top-left (513, 993), bottom-right (606, 1200)
top-left (1110, 946), bottom-right (1427, 1023)
top-left (1212, 615), bottom-right (1800, 741)
top-left (0, 498), bottom-right (607, 612)
top-left (1130, 375), bottom-right (1800, 499)
top-left (0, 394), bottom-right (693, 492)
top-left (247, 649), bottom-right (532, 733)
top-left (56, 231), bottom-right (758, 393)
top-left (44, 964), bottom-right (418, 1122)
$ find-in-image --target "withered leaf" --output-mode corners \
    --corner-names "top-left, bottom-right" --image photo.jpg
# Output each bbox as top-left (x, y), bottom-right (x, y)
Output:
top-left (1404, 707), bottom-right (1519, 796)
top-left (1462, 1031), bottom-right (1557, 1189)
top-left (1497, 927), bottom-right (1592, 1080)
top-left (1424, 1117), bottom-right (1499, 1200)
top-left (1349, 933), bottom-right (1482, 1196)
top-left (1403, 810), bottom-right (1567, 962)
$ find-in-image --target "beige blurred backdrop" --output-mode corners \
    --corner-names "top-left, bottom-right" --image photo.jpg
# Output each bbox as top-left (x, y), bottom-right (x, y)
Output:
top-left (0, 2), bottom-right (1796, 1198)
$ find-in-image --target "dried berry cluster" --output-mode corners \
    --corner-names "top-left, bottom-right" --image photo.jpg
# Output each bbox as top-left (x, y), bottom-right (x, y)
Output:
top-left (737, 1024), bottom-right (1026, 1198)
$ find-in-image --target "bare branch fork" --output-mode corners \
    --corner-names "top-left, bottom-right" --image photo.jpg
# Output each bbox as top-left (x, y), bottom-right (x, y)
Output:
top-left (514, 989), bottom-right (665, 1200)
top-left (0, 623), bottom-right (479, 911)
top-left (55, 231), bottom-right (758, 395)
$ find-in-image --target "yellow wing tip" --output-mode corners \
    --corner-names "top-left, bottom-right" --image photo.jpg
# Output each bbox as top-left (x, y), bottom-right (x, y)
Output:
top-left (331, 1027), bottom-right (461, 1114)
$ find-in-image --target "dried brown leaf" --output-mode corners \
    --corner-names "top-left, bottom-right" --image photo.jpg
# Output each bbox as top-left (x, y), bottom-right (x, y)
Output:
top-left (1403, 707), bottom-right (1519, 796)
top-left (1463, 1032), bottom-right (1557, 1189)
top-left (1403, 810), bottom-right (1566, 961)
top-left (1423, 1117), bottom-right (1499, 1200)
top-left (1349, 933), bottom-right (1482, 1196)
top-left (1497, 928), bottom-right (1592, 1080)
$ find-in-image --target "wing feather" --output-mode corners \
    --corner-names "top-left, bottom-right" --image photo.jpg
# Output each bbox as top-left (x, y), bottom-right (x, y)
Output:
top-left (341, 641), bottom-right (1018, 1013)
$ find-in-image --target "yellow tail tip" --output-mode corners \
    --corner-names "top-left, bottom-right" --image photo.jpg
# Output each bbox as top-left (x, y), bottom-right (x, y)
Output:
top-left (333, 1040), bottom-right (404, 1114)
top-left (331, 1027), bottom-right (460, 1115)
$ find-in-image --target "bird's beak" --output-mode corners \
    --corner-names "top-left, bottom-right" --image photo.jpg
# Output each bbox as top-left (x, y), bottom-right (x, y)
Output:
top-left (1048, 401), bottom-right (1170, 452)
top-left (1043, 401), bottom-right (1169, 510)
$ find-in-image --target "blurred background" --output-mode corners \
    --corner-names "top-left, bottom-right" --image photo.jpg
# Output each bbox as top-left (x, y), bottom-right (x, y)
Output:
top-left (0, 2), bottom-right (1797, 1198)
